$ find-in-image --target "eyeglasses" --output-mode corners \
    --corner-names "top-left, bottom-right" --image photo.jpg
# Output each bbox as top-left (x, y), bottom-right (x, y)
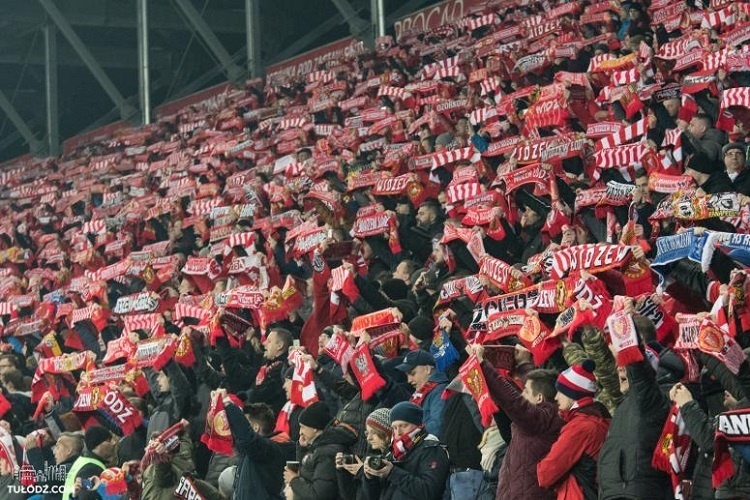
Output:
top-left (726, 150), bottom-right (745, 157)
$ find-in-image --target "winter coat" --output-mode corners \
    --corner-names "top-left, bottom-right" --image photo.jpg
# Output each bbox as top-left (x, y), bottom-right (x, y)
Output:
top-left (538, 400), bottom-right (611, 500)
top-left (481, 360), bottom-right (563, 500)
top-left (362, 434), bottom-right (449, 500)
top-left (145, 360), bottom-right (194, 437)
top-left (142, 435), bottom-right (222, 500)
top-left (562, 329), bottom-right (623, 414)
top-left (290, 424), bottom-right (358, 500)
top-left (416, 371), bottom-right (449, 440)
top-left (244, 353), bottom-right (288, 416)
top-left (598, 360), bottom-right (672, 500)
top-left (224, 401), bottom-right (286, 500)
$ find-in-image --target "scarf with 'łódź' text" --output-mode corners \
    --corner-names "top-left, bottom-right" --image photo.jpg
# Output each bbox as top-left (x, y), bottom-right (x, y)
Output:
top-left (392, 426), bottom-right (427, 461)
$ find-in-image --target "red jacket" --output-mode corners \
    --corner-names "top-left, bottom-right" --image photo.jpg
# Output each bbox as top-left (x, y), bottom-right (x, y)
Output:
top-left (537, 399), bottom-right (611, 500)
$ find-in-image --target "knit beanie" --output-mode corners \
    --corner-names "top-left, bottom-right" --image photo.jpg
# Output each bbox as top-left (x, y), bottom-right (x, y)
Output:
top-left (298, 401), bottom-right (331, 430)
top-left (556, 359), bottom-right (597, 400)
top-left (366, 408), bottom-right (392, 436)
top-left (84, 426), bottom-right (112, 452)
top-left (389, 402), bottom-right (423, 426)
top-left (408, 316), bottom-right (434, 342)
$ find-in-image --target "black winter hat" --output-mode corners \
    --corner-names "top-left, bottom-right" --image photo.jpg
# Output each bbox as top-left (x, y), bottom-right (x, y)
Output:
top-left (298, 401), bottom-right (331, 430)
top-left (390, 402), bottom-right (423, 426)
top-left (408, 316), bottom-right (434, 342)
top-left (84, 426), bottom-right (112, 452)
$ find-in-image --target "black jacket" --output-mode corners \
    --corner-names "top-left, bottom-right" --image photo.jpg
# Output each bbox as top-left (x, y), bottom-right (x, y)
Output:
top-left (245, 354), bottom-right (288, 416)
top-left (598, 360), bottom-right (672, 499)
top-left (225, 401), bottom-right (286, 500)
top-left (731, 168), bottom-right (750, 196)
top-left (362, 434), bottom-right (449, 500)
top-left (290, 424), bottom-right (358, 500)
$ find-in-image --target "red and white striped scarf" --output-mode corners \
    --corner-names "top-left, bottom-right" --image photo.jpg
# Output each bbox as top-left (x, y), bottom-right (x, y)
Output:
top-left (598, 117), bottom-right (648, 151)
top-left (288, 350), bottom-right (319, 407)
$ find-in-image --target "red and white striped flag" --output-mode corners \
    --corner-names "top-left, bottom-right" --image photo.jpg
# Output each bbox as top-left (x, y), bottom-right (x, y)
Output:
top-left (431, 147), bottom-right (476, 169)
top-left (611, 67), bottom-right (641, 86)
top-left (377, 85), bottom-right (411, 101)
top-left (701, 5), bottom-right (736, 29)
top-left (467, 13), bottom-right (496, 30)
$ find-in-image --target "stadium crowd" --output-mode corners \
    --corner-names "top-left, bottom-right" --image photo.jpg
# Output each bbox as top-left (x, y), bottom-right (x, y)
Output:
top-left (0, 0), bottom-right (749, 498)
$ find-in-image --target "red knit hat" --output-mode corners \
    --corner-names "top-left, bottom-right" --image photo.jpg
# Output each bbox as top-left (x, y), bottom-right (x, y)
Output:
top-left (556, 359), bottom-right (597, 400)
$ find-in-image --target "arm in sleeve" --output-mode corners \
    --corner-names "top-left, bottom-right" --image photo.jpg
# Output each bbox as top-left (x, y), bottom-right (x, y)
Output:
top-left (679, 400), bottom-right (716, 451)
top-left (225, 400), bottom-right (279, 461)
top-left (289, 454), bottom-right (338, 500)
top-left (386, 446), bottom-right (449, 499)
top-left (628, 359), bottom-right (668, 413)
top-left (481, 360), bottom-right (559, 435)
top-left (537, 425), bottom-right (589, 488)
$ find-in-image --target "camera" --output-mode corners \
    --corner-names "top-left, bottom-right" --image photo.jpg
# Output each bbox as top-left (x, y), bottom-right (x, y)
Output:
top-left (338, 454), bottom-right (355, 465)
top-left (367, 455), bottom-right (385, 470)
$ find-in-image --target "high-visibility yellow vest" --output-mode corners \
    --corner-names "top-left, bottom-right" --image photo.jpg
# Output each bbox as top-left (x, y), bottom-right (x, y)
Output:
top-left (61, 455), bottom-right (105, 500)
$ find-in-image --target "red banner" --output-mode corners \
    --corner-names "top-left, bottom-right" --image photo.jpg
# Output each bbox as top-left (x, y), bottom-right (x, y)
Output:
top-left (393, 0), bottom-right (486, 41)
top-left (154, 82), bottom-right (236, 120)
top-left (266, 38), bottom-right (367, 85)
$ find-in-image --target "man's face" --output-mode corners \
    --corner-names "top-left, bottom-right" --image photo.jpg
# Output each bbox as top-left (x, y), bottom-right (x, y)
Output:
top-left (635, 175), bottom-right (650, 200)
top-left (618, 366), bottom-right (630, 394)
top-left (53, 438), bottom-right (73, 465)
top-left (298, 424), bottom-right (319, 446)
top-left (521, 380), bottom-right (544, 405)
top-left (263, 331), bottom-right (283, 360)
top-left (406, 365), bottom-right (431, 391)
top-left (688, 117), bottom-right (707, 139)
top-left (0, 359), bottom-right (14, 375)
top-left (520, 207), bottom-right (541, 228)
top-left (392, 420), bottom-right (419, 439)
top-left (663, 98), bottom-right (680, 118)
top-left (725, 149), bottom-right (746, 173)
top-left (156, 371), bottom-right (170, 393)
top-left (555, 392), bottom-right (574, 412)
top-left (393, 262), bottom-right (410, 283)
top-left (416, 206), bottom-right (435, 228)
top-left (421, 139), bottom-right (433, 154)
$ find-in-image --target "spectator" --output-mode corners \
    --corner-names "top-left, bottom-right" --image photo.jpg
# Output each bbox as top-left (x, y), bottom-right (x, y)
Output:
top-left (477, 345), bottom-right (563, 500)
top-left (285, 401), bottom-right (356, 500)
top-left (538, 360), bottom-right (611, 499)
top-left (395, 350), bottom-right (448, 439)
top-left (363, 402), bottom-right (449, 500)
top-left (723, 142), bottom-right (750, 195)
top-left (223, 393), bottom-right (287, 500)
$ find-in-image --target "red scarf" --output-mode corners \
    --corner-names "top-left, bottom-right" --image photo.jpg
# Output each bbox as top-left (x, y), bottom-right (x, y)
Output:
top-left (275, 401), bottom-right (296, 434)
top-left (391, 426), bottom-right (427, 461)
top-left (410, 380), bottom-right (441, 406)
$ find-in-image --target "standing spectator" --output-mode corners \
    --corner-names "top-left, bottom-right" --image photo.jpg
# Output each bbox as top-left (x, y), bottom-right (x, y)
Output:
top-left (538, 360), bottom-right (611, 499)
top-left (476, 345), bottom-right (563, 500)
top-left (222, 392), bottom-right (287, 500)
top-left (395, 350), bottom-right (448, 439)
top-left (598, 317), bottom-right (672, 500)
top-left (246, 327), bottom-right (292, 415)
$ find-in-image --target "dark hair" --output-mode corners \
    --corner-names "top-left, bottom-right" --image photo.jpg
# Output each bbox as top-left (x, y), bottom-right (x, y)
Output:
top-left (693, 113), bottom-right (712, 130)
top-left (633, 314), bottom-right (657, 344)
top-left (1, 369), bottom-right (23, 390)
top-left (270, 327), bottom-right (293, 350)
top-left (0, 354), bottom-right (19, 369)
top-left (525, 369), bottom-right (559, 402)
top-left (128, 397), bottom-right (148, 415)
top-left (244, 403), bottom-right (275, 435)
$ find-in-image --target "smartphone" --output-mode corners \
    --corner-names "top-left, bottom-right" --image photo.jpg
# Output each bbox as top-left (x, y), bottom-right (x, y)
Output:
top-left (292, 339), bottom-right (300, 348)
top-left (81, 478), bottom-right (94, 490)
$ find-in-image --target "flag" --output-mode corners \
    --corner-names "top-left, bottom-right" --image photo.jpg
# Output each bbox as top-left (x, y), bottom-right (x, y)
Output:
top-left (444, 354), bottom-right (498, 426)
top-left (430, 326), bottom-right (459, 373)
